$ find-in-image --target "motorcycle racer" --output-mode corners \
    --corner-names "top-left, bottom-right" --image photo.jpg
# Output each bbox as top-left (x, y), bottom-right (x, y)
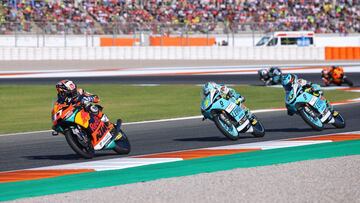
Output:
top-left (281, 74), bottom-right (334, 116)
top-left (258, 67), bottom-right (282, 86)
top-left (321, 67), bottom-right (332, 86)
top-left (321, 66), bottom-right (353, 87)
top-left (55, 80), bottom-right (109, 125)
top-left (202, 82), bottom-right (252, 118)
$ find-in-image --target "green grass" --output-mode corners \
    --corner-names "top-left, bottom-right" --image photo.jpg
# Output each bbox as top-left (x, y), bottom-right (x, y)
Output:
top-left (0, 84), bottom-right (359, 134)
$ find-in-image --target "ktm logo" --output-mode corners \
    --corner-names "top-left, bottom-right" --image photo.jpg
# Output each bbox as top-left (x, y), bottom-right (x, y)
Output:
top-left (80, 110), bottom-right (89, 125)
top-left (96, 124), bottom-right (108, 141)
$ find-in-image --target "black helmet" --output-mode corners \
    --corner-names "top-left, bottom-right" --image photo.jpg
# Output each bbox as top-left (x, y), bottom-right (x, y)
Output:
top-left (56, 80), bottom-right (78, 100)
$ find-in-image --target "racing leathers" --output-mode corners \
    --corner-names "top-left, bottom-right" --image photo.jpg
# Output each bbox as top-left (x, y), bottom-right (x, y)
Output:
top-left (322, 66), bottom-right (345, 86)
top-left (285, 78), bottom-right (333, 116)
top-left (56, 89), bottom-right (108, 123)
top-left (259, 67), bottom-right (282, 86)
top-left (214, 84), bottom-right (253, 119)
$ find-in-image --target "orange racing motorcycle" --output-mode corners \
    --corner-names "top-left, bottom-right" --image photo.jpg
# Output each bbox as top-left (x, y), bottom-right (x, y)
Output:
top-left (321, 67), bottom-right (353, 87)
top-left (51, 102), bottom-right (130, 158)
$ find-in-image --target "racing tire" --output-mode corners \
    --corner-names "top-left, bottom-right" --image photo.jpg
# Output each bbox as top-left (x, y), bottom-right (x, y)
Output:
top-left (113, 130), bottom-right (131, 155)
top-left (299, 107), bottom-right (323, 131)
top-left (332, 112), bottom-right (346, 129)
top-left (214, 114), bottom-right (239, 141)
top-left (343, 78), bottom-right (354, 87)
top-left (64, 129), bottom-right (94, 159)
top-left (251, 116), bottom-right (265, 137)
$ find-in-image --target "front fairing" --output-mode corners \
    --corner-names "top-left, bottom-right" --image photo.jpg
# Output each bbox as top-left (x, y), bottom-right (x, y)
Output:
top-left (201, 89), bottom-right (220, 117)
top-left (52, 103), bottom-right (90, 130)
top-left (201, 91), bottom-right (246, 122)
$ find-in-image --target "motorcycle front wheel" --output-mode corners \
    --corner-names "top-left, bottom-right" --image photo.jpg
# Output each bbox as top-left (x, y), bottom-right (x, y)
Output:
top-left (299, 106), bottom-right (323, 131)
top-left (214, 113), bottom-right (239, 141)
top-left (64, 128), bottom-right (94, 159)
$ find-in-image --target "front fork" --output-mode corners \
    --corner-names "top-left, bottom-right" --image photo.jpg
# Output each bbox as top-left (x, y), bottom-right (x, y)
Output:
top-left (219, 111), bottom-right (232, 127)
top-left (71, 126), bottom-right (91, 147)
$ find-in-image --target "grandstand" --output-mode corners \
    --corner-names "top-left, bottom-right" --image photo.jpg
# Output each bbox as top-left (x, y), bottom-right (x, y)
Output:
top-left (0, 0), bottom-right (359, 35)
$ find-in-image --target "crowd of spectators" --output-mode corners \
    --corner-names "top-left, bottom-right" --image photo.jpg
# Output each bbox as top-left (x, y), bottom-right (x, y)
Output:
top-left (0, 0), bottom-right (96, 34)
top-left (0, 0), bottom-right (359, 35)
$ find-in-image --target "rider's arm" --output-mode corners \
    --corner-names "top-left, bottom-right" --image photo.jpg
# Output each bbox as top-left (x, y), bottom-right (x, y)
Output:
top-left (228, 88), bottom-right (245, 104)
top-left (298, 79), bottom-right (322, 95)
top-left (79, 89), bottom-right (100, 103)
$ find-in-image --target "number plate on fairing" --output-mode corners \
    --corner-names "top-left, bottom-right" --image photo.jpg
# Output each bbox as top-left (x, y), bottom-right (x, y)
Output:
top-left (231, 106), bottom-right (244, 119)
top-left (315, 99), bottom-right (326, 114)
top-left (225, 103), bottom-right (236, 113)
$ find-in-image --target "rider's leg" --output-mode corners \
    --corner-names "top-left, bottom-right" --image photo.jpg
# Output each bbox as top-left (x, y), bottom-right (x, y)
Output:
top-left (89, 105), bottom-right (110, 124)
top-left (322, 77), bottom-right (330, 86)
top-left (241, 104), bottom-right (254, 119)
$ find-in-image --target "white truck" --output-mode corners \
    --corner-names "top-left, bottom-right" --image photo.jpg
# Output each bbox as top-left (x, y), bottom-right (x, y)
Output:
top-left (256, 31), bottom-right (315, 47)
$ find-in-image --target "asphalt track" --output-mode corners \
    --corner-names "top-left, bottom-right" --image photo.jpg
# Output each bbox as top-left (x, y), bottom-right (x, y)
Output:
top-left (1, 102), bottom-right (359, 172)
top-left (1, 73), bottom-right (360, 86)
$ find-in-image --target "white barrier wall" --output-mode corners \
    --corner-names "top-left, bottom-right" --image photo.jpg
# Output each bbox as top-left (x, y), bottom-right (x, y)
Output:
top-left (0, 35), bottom-right (100, 47)
top-left (0, 47), bottom-right (325, 60)
top-left (0, 34), bottom-right (359, 47)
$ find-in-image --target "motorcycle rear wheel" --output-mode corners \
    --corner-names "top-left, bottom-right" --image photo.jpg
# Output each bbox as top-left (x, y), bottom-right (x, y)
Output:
top-left (64, 129), bottom-right (94, 159)
top-left (113, 130), bottom-right (131, 155)
top-left (332, 112), bottom-right (346, 129)
top-left (251, 115), bottom-right (265, 137)
top-left (343, 78), bottom-right (354, 87)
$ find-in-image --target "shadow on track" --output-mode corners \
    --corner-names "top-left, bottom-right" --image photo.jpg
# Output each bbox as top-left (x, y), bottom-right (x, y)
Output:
top-left (174, 135), bottom-right (254, 142)
top-left (266, 127), bottom-right (334, 133)
top-left (23, 153), bottom-right (116, 160)
top-left (266, 128), bottom-right (315, 133)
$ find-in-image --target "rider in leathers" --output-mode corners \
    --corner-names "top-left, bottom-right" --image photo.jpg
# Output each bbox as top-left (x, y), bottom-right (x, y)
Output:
top-left (55, 80), bottom-right (109, 126)
top-left (203, 82), bottom-right (253, 118)
top-left (281, 74), bottom-right (334, 116)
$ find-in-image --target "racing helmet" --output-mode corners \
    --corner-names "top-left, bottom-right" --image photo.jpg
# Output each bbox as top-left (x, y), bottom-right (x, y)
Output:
top-left (281, 74), bottom-right (297, 91)
top-left (322, 67), bottom-right (330, 75)
top-left (270, 67), bottom-right (282, 76)
top-left (56, 80), bottom-right (78, 100)
top-left (258, 69), bottom-right (269, 79)
top-left (202, 81), bottom-right (217, 96)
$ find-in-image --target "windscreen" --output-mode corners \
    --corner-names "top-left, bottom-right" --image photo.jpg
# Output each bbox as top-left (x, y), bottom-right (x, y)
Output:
top-left (256, 36), bottom-right (270, 46)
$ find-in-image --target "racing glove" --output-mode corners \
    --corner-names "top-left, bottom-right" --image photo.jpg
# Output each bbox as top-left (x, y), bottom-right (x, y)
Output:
top-left (81, 97), bottom-right (92, 107)
top-left (235, 96), bottom-right (245, 105)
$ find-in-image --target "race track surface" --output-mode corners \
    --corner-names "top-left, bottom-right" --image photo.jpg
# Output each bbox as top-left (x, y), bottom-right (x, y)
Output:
top-left (1, 73), bottom-right (360, 86)
top-left (1, 102), bottom-right (359, 172)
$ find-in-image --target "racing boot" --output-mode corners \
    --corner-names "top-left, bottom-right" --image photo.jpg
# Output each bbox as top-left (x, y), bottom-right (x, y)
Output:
top-left (327, 102), bottom-right (337, 116)
top-left (112, 119), bottom-right (124, 141)
top-left (241, 105), bottom-right (254, 120)
top-left (115, 119), bottom-right (122, 132)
